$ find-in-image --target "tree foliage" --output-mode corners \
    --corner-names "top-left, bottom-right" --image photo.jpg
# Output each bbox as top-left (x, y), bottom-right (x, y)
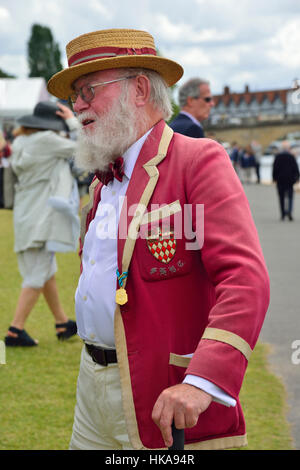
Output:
top-left (168, 84), bottom-right (180, 123)
top-left (27, 24), bottom-right (63, 82)
top-left (0, 68), bottom-right (15, 78)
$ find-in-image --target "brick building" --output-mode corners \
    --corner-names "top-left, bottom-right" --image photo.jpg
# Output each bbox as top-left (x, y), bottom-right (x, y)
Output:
top-left (209, 80), bottom-right (300, 126)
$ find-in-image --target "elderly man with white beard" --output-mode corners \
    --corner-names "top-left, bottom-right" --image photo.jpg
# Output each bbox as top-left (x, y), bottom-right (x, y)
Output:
top-left (47, 29), bottom-right (269, 451)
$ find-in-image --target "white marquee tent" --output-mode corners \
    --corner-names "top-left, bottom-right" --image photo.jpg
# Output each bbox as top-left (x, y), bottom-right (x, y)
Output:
top-left (0, 77), bottom-right (52, 127)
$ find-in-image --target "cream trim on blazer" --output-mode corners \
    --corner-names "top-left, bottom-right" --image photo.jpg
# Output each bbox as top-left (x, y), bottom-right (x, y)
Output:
top-left (114, 123), bottom-right (174, 449)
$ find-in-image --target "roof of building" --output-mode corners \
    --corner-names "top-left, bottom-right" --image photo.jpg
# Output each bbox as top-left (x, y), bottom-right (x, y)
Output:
top-left (213, 85), bottom-right (293, 107)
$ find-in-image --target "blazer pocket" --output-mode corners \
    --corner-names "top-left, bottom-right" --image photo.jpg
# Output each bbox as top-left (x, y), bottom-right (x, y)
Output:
top-left (140, 200), bottom-right (182, 226)
top-left (136, 201), bottom-right (195, 281)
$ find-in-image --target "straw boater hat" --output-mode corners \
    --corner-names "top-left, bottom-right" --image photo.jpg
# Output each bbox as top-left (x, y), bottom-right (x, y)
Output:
top-left (47, 28), bottom-right (183, 100)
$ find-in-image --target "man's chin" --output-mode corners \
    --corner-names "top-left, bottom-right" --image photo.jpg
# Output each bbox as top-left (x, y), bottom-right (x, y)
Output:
top-left (74, 140), bottom-right (114, 173)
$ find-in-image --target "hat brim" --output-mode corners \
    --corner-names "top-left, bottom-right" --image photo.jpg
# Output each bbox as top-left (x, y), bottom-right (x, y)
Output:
top-left (47, 55), bottom-right (183, 99)
top-left (17, 114), bottom-right (68, 132)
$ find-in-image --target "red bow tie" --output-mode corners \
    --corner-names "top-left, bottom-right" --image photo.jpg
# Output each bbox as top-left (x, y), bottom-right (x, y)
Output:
top-left (95, 157), bottom-right (125, 185)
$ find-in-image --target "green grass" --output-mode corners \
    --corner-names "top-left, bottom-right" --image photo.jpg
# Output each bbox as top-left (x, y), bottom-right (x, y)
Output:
top-left (0, 208), bottom-right (294, 450)
top-left (240, 342), bottom-right (294, 450)
top-left (0, 208), bottom-right (82, 450)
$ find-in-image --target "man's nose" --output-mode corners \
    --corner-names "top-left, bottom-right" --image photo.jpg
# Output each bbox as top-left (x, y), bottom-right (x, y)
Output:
top-left (73, 95), bottom-right (90, 113)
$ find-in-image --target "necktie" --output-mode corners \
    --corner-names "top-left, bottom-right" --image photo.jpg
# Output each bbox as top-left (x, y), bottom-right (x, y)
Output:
top-left (95, 157), bottom-right (125, 185)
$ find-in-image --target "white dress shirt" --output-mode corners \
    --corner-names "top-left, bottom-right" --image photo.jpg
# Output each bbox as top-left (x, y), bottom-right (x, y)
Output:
top-left (75, 129), bottom-right (236, 408)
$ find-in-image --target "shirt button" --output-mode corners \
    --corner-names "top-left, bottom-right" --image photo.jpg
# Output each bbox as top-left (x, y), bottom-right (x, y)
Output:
top-left (90, 259), bottom-right (95, 265)
top-left (90, 334), bottom-right (95, 340)
top-left (83, 295), bottom-right (87, 301)
top-left (112, 191), bottom-right (116, 196)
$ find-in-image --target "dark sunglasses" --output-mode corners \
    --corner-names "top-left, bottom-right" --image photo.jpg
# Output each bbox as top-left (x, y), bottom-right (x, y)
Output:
top-left (202, 96), bottom-right (214, 103)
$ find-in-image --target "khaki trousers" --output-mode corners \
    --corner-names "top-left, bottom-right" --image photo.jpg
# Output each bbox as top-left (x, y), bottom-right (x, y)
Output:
top-left (69, 345), bottom-right (133, 450)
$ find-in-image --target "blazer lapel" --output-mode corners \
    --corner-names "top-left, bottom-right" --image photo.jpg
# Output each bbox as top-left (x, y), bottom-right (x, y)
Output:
top-left (113, 120), bottom-right (173, 449)
top-left (117, 120), bottom-right (174, 291)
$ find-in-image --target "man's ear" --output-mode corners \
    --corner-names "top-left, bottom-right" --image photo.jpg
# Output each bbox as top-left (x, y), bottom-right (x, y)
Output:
top-left (186, 95), bottom-right (196, 107)
top-left (134, 75), bottom-right (151, 107)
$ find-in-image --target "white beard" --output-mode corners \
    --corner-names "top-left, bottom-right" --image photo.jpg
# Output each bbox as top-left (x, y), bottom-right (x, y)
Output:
top-left (74, 88), bottom-right (144, 172)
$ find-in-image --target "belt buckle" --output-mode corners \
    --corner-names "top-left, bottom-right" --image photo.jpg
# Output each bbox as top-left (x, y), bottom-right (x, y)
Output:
top-left (86, 343), bottom-right (109, 366)
top-left (100, 348), bottom-right (108, 367)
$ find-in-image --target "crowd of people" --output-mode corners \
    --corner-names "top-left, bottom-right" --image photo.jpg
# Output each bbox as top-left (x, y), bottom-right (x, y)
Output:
top-left (228, 141), bottom-right (262, 184)
top-left (0, 25), bottom-right (298, 451)
top-left (227, 140), bottom-right (300, 219)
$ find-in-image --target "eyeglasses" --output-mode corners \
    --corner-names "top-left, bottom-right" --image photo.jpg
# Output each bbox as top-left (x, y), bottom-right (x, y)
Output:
top-left (68, 75), bottom-right (137, 107)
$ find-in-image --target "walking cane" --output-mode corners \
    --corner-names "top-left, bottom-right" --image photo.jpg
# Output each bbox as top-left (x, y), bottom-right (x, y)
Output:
top-left (168, 422), bottom-right (185, 450)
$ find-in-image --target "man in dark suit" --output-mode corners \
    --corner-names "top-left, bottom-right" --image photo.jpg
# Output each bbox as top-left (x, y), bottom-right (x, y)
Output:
top-left (272, 142), bottom-right (300, 221)
top-left (169, 78), bottom-right (215, 138)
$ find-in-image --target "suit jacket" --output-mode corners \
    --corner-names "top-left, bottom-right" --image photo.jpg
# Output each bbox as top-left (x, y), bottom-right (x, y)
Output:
top-left (80, 120), bottom-right (270, 450)
top-left (272, 151), bottom-right (300, 186)
top-left (169, 112), bottom-right (205, 138)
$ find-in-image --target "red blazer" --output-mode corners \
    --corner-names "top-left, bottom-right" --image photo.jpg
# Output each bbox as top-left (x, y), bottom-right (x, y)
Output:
top-left (80, 120), bottom-right (270, 450)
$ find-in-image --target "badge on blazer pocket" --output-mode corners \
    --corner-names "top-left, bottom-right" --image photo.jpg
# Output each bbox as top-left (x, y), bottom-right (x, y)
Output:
top-left (146, 227), bottom-right (177, 264)
top-left (136, 201), bottom-right (195, 281)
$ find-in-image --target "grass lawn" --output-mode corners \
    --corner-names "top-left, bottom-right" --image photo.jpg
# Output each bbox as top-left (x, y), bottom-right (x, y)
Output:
top-left (0, 208), bottom-right (294, 450)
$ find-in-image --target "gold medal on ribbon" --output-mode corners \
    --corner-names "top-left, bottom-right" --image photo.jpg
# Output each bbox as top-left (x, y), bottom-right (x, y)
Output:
top-left (115, 287), bottom-right (128, 305)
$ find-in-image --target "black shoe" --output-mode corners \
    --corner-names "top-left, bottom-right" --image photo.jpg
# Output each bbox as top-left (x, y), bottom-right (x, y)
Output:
top-left (5, 326), bottom-right (38, 347)
top-left (55, 320), bottom-right (77, 340)
top-left (288, 214), bottom-right (294, 221)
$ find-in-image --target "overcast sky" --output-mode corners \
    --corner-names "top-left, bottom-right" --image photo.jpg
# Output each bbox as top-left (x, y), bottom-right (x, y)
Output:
top-left (1, 0), bottom-right (300, 97)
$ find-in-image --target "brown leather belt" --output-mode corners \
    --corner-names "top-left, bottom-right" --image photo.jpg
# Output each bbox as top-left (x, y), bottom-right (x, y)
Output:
top-left (85, 343), bottom-right (117, 366)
